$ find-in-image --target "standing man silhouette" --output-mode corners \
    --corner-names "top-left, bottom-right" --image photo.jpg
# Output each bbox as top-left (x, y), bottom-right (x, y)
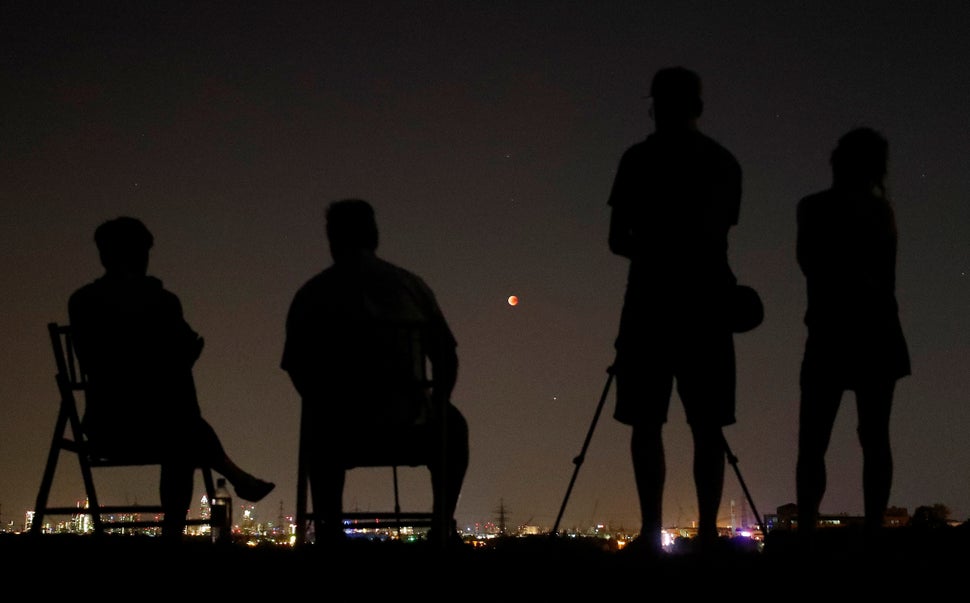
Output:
top-left (607, 66), bottom-right (743, 555)
top-left (795, 127), bottom-right (910, 548)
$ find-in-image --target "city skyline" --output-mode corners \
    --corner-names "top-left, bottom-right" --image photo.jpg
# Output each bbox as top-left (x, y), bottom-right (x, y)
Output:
top-left (10, 471), bottom-right (959, 538)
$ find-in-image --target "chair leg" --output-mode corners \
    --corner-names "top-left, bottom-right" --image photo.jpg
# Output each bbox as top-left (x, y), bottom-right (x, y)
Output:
top-left (295, 407), bottom-right (310, 547)
top-left (201, 467), bottom-right (216, 499)
top-left (76, 447), bottom-right (103, 535)
top-left (67, 410), bottom-right (104, 535)
top-left (31, 409), bottom-right (69, 534)
top-left (392, 466), bottom-right (401, 537)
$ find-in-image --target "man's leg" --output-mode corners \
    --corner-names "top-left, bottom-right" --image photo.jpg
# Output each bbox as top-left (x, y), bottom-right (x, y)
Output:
top-left (159, 460), bottom-right (195, 541)
top-left (430, 405), bottom-right (469, 529)
top-left (191, 418), bottom-right (274, 502)
top-left (308, 464), bottom-right (346, 545)
top-left (856, 381), bottom-right (895, 535)
top-left (796, 382), bottom-right (842, 544)
top-left (690, 422), bottom-right (726, 545)
top-left (677, 325), bottom-right (733, 551)
top-left (427, 405), bottom-right (469, 549)
top-left (631, 422), bottom-right (665, 552)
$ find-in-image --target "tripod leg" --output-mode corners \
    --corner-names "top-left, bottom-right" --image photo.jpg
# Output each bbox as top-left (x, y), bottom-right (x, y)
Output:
top-left (551, 365), bottom-right (615, 535)
top-left (723, 435), bottom-right (767, 536)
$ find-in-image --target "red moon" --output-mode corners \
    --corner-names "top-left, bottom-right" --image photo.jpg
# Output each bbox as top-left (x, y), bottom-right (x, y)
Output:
top-left (508, 295), bottom-right (518, 306)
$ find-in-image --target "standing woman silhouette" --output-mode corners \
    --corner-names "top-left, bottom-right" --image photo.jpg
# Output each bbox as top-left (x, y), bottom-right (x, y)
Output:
top-left (795, 127), bottom-right (911, 548)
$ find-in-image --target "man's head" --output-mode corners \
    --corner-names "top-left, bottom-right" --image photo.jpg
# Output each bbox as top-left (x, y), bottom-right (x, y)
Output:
top-left (94, 216), bottom-right (153, 275)
top-left (649, 66), bottom-right (703, 129)
top-left (830, 127), bottom-right (889, 191)
top-left (326, 198), bottom-right (379, 261)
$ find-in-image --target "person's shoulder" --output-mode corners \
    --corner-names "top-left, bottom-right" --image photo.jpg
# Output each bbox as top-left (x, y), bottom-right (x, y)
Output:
top-left (370, 259), bottom-right (444, 312)
top-left (377, 257), bottom-right (433, 290)
top-left (289, 266), bottom-right (338, 299)
top-left (613, 137), bottom-right (664, 172)
top-left (798, 189), bottom-right (834, 207)
top-left (68, 280), bottom-right (99, 314)
top-left (69, 275), bottom-right (120, 303)
top-left (626, 136), bottom-right (653, 150)
top-left (694, 131), bottom-right (739, 165)
top-left (618, 136), bottom-right (656, 158)
top-left (149, 277), bottom-right (183, 305)
top-left (796, 189), bottom-right (834, 221)
top-left (70, 279), bottom-right (98, 299)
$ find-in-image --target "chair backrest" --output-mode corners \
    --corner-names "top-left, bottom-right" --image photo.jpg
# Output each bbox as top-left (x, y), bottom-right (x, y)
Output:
top-left (294, 320), bottom-right (442, 545)
top-left (30, 322), bottom-right (215, 536)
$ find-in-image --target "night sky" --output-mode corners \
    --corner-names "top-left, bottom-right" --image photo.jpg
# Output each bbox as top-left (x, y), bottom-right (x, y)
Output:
top-left (2, 2), bottom-right (968, 534)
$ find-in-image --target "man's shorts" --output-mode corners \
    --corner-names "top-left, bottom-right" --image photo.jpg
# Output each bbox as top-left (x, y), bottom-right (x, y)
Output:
top-left (613, 326), bottom-right (736, 427)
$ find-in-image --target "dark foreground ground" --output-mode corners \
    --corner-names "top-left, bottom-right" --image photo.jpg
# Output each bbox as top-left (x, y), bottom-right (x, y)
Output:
top-left (6, 527), bottom-right (969, 599)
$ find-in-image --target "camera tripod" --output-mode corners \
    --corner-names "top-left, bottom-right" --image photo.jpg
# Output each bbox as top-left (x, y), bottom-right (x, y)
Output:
top-left (551, 362), bottom-right (767, 537)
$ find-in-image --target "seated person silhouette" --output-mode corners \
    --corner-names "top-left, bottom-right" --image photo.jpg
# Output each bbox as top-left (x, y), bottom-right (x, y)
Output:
top-left (282, 198), bottom-right (469, 547)
top-left (68, 216), bottom-right (275, 540)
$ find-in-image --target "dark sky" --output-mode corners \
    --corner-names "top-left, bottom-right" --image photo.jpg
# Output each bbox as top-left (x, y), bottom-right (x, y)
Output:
top-left (2, 1), bottom-right (968, 533)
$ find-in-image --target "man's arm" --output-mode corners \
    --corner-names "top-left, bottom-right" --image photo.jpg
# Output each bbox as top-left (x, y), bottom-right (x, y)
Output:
top-left (430, 345), bottom-right (458, 406)
top-left (281, 289), bottom-right (315, 400)
top-left (795, 196), bottom-right (815, 277)
top-left (608, 203), bottom-right (635, 259)
top-left (607, 150), bottom-right (637, 260)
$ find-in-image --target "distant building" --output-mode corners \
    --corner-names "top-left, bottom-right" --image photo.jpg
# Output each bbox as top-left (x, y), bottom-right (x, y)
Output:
top-left (767, 503), bottom-right (910, 532)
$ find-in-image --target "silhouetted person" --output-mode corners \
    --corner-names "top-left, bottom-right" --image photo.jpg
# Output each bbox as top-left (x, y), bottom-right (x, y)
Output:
top-left (282, 199), bottom-right (469, 547)
top-left (795, 127), bottom-right (910, 547)
top-left (607, 67), bottom-right (743, 555)
top-left (69, 216), bottom-right (275, 540)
